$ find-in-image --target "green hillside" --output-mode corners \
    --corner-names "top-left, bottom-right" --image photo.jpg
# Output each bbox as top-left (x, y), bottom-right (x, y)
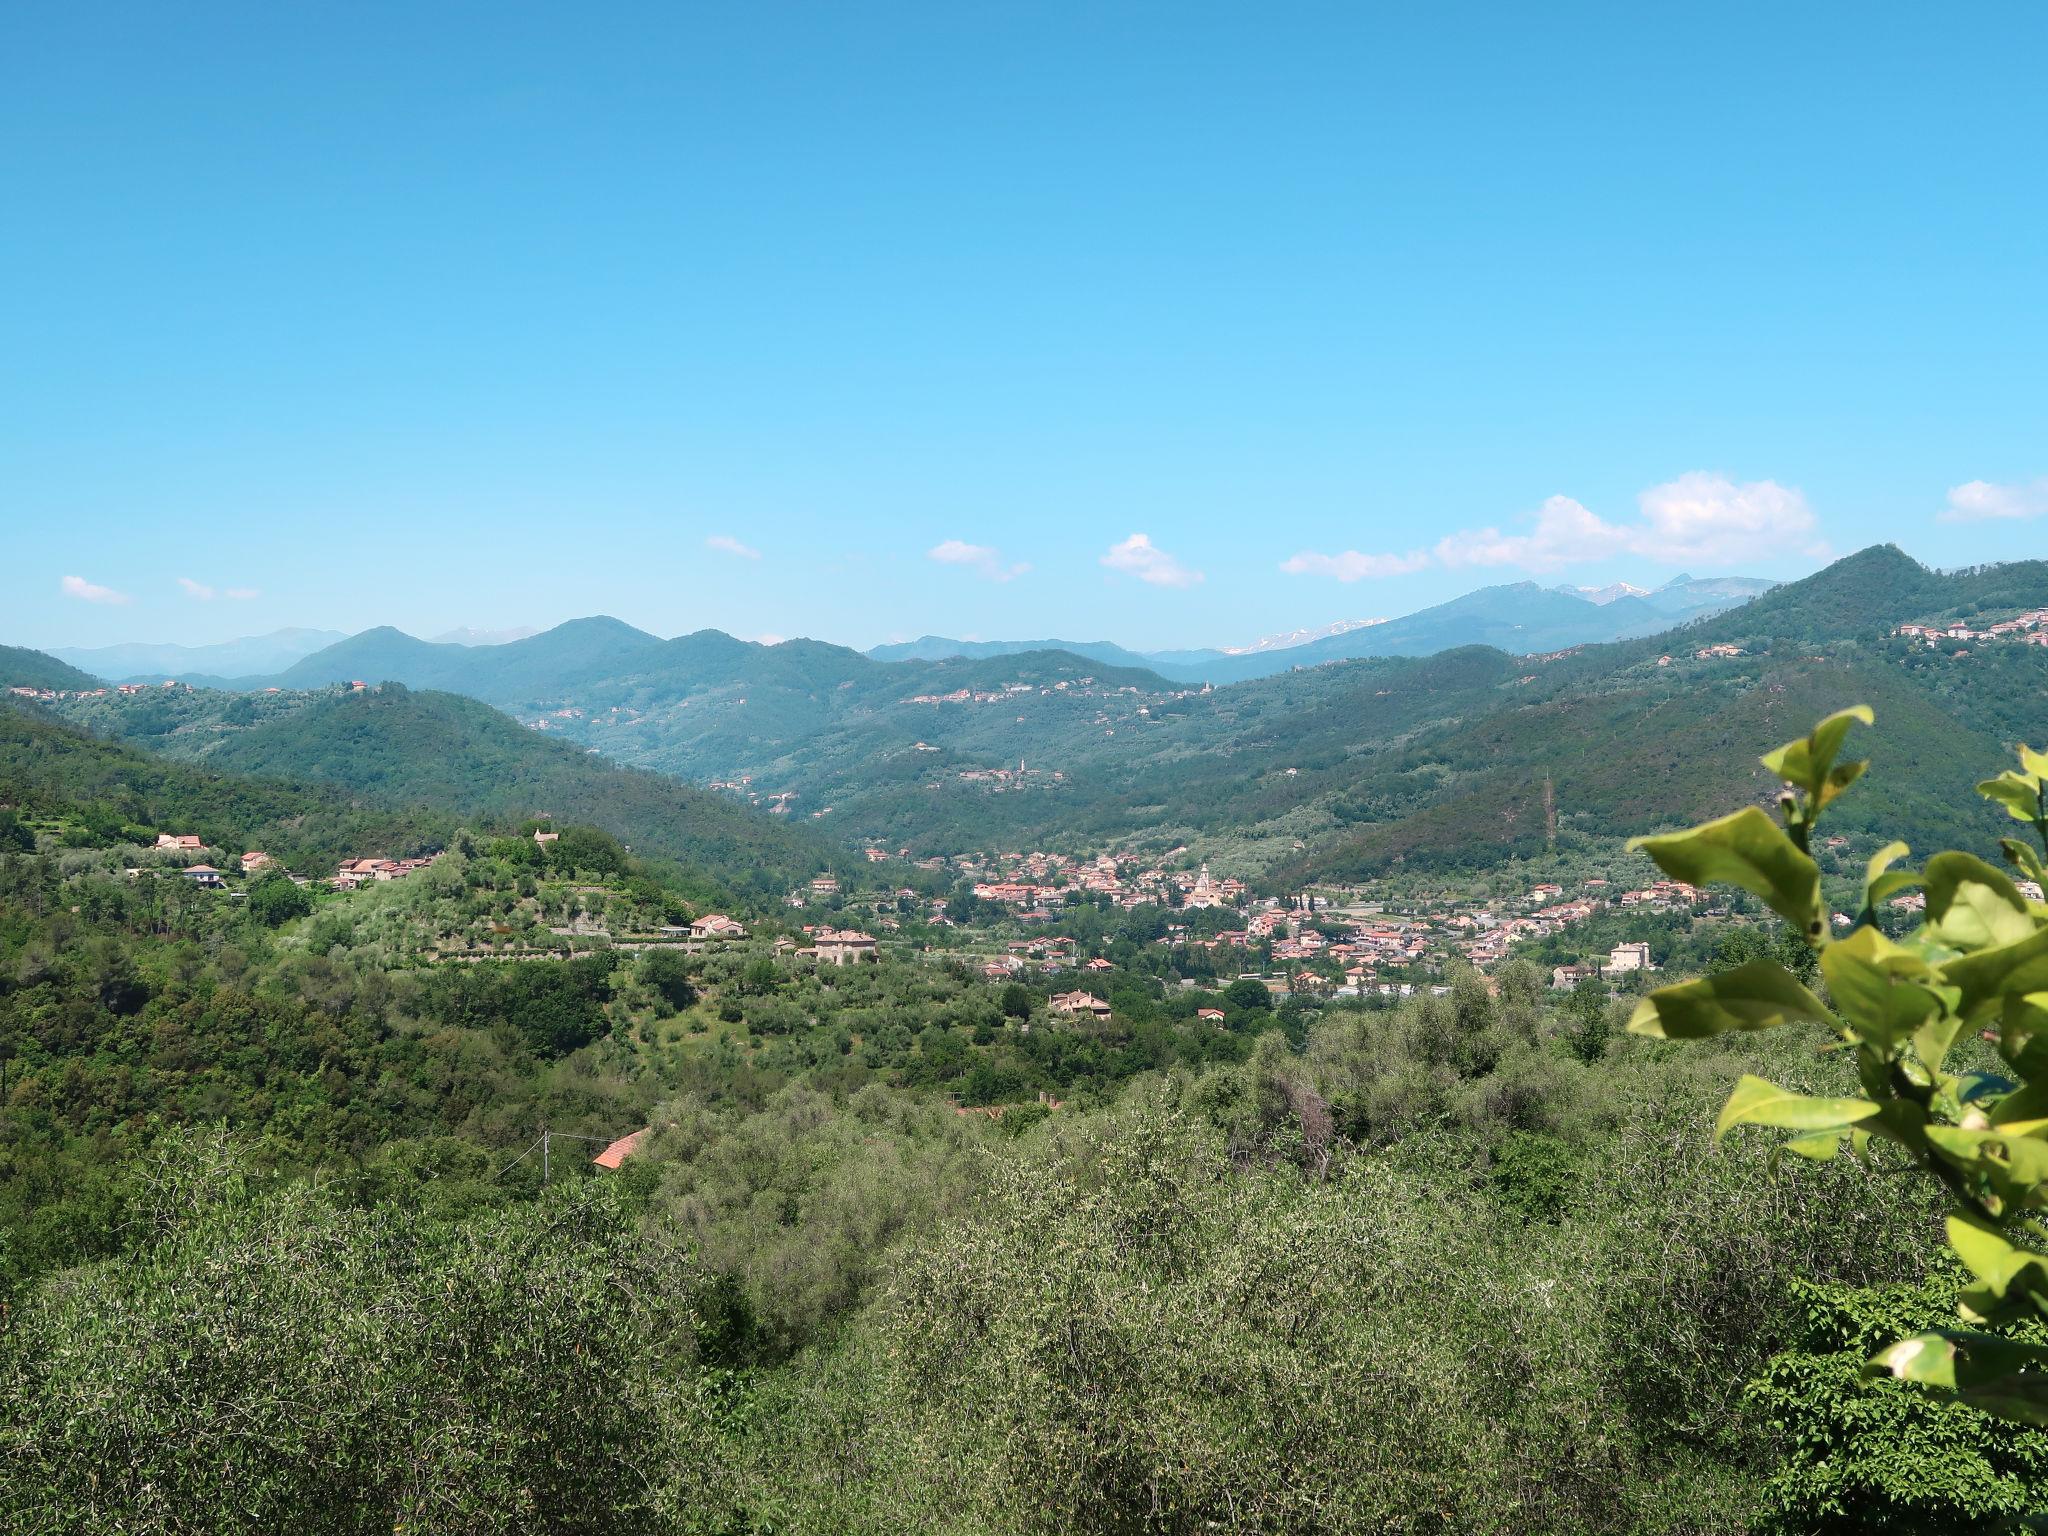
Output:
top-left (197, 685), bottom-right (847, 896)
top-left (0, 645), bottom-right (104, 692)
top-left (0, 700), bottom-right (453, 867)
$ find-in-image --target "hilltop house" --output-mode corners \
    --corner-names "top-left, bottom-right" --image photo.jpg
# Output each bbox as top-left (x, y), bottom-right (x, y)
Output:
top-left (156, 833), bottom-right (206, 852)
top-left (182, 865), bottom-right (224, 887)
top-left (689, 914), bottom-right (748, 940)
top-left (1049, 990), bottom-right (1112, 1021)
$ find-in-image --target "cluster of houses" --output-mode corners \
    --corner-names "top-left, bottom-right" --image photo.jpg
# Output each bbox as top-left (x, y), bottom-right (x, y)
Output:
top-left (907, 677), bottom-right (1162, 710)
top-left (9, 684), bottom-right (111, 701)
top-left (134, 834), bottom-right (308, 890)
top-left (956, 761), bottom-right (1063, 789)
top-left (1894, 610), bottom-right (2048, 647)
top-left (961, 853), bottom-right (1248, 915)
top-left (331, 853), bottom-right (442, 889)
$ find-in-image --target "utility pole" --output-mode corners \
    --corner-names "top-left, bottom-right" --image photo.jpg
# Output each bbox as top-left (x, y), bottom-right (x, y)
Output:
top-left (1544, 775), bottom-right (1557, 854)
top-left (541, 1125), bottom-right (549, 1186)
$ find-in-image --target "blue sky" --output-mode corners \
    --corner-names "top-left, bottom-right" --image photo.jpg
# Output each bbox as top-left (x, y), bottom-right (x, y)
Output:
top-left (5, 2), bottom-right (2045, 653)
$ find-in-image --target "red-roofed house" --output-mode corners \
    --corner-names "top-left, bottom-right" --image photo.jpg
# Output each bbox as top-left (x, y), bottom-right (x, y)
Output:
top-left (591, 1129), bottom-right (650, 1170)
top-left (1050, 990), bottom-right (1112, 1020)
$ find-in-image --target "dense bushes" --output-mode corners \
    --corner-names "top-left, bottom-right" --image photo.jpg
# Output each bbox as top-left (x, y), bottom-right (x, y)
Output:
top-left (0, 1132), bottom-right (717, 1535)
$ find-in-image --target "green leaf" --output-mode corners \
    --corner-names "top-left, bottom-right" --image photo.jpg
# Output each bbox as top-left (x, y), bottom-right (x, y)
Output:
top-left (1979, 771), bottom-right (2046, 825)
top-left (1924, 1125), bottom-right (2048, 1218)
top-left (2000, 837), bottom-right (2048, 889)
top-left (1714, 1074), bottom-right (1879, 1146)
top-left (1818, 926), bottom-right (1952, 1054)
top-left (1625, 960), bottom-right (1831, 1040)
top-left (1761, 705), bottom-right (1874, 810)
top-left (1861, 840), bottom-right (1918, 910)
top-left (1779, 1129), bottom-right (1849, 1161)
top-left (1945, 1212), bottom-right (2048, 1323)
top-left (1926, 852), bottom-right (2038, 952)
top-left (1947, 927), bottom-right (2048, 1024)
top-left (1629, 807), bottom-right (1824, 942)
top-left (1994, 993), bottom-right (2048, 1081)
top-left (1865, 1331), bottom-right (2048, 1425)
top-left (2023, 745), bottom-right (2048, 781)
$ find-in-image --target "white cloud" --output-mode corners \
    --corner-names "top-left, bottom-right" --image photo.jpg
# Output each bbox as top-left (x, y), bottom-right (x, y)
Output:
top-left (1435, 495), bottom-right (1632, 572)
top-left (177, 576), bottom-right (259, 600)
top-left (1279, 548), bottom-right (1430, 581)
top-left (1100, 532), bottom-right (1202, 588)
top-left (1418, 474), bottom-right (1819, 575)
top-left (60, 574), bottom-right (129, 605)
top-left (1629, 472), bottom-right (1822, 565)
top-left (706, 534), bottom-right (761, 559)
top-left (928, 539), bottom-right (1029, 582)
top-left (1940, 476), bottom-right (2048, 523)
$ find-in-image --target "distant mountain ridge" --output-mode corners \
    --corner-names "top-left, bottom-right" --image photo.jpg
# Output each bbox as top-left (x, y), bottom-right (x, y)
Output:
top-left (864, 572), bottom-right (1775, 681)
top-left (45, 570), bottom-right (1773, 694)
top-left (54, 628), bottom-right (348, 682)
top-left (21, 547), bottom-right (2048, 887)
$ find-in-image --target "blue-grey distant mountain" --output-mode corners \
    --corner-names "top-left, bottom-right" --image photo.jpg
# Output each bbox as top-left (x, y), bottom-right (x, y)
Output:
top-left (54, 628), bottom-right (348, 682)
top-left (872, 573), bottom-right (1776, 684)
top-left (867, 636), bottom-right (1162, 671)
top-left (429, 625), bottom-right (541, 646)
top-left (207, 616), bottom-right (670, 696)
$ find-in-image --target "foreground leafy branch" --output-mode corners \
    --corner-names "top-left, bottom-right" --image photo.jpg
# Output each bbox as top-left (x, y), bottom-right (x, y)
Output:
top-left (1627, 707), bottom-right (2048, 1423)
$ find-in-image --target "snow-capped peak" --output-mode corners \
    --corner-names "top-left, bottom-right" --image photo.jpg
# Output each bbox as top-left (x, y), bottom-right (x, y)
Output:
top-left (1222, 617), bottom-right (1390, 656)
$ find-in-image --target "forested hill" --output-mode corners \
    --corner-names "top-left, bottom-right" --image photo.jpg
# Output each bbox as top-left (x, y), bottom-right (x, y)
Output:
top-left (0, 645), bottom-right (103, 692)
top-left (90, 684), bottom-right (849, 896)
top-left (0, 701), bottom-right (455, 869)
top-left (1272, 546), bottom-right (2048, 882)
top-left (486, 545), bottom-right (2042, 876)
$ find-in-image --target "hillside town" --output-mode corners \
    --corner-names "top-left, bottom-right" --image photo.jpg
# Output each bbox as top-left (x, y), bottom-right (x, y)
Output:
top-left (1894, 607), bottom-right (2048, 646)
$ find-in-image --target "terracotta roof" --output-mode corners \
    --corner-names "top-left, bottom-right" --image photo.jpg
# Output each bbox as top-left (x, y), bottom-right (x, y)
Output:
top-left (591, 1128), bottom-right (650, 1170)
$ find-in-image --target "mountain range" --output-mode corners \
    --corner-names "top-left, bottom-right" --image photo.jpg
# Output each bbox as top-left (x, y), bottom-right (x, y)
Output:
top-left (51, 628), bottom-right (349, 681)
top-left (48, 572), bottom-right (1775, 692)
top-left (863, 573), bottom-right (1773, 682)
top-left (15, 546), bottom-right (2048, 890)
